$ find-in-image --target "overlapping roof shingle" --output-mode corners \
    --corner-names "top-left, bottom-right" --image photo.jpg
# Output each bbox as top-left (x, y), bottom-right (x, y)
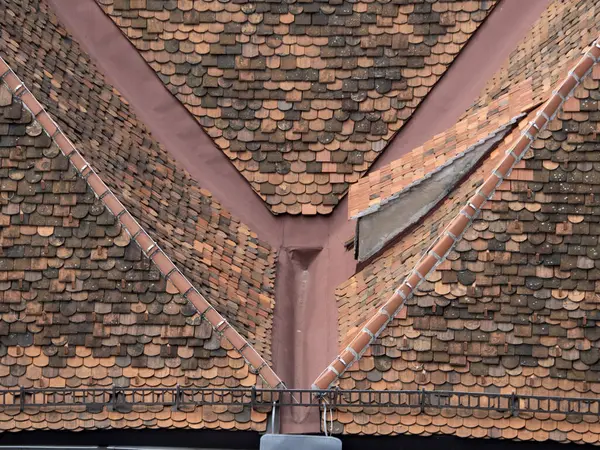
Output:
top-left (348, 77), bottom-right (543, 261)
top-left (348, 0), bottom-right (600, 223)
top-left (326, 68), bottom-right (600, 439)
top-left (0, 0), bottom-right (277, 359)
top-left (2, 0), bottom-right (600, 442)
top-left (469, 0), bottom-right (599, 114)
top-left (312, 0), bottom-right (600, 443)
top-left (97, 0), bottom-right (497, 214)
top-left (0, 60), bottom-right (281, 431)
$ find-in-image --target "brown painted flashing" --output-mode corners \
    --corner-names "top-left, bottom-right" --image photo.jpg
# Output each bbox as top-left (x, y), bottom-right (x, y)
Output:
top-left (312, 39), bottom-right (600, 391)
top-left (44, 0), bottom-right (549, 433)
top-left (0, 57), bottom-right (284, 390)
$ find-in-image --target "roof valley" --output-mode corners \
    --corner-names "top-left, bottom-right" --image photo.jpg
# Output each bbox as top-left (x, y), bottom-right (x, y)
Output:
top-left (97, 0), bottom-right (498, 214)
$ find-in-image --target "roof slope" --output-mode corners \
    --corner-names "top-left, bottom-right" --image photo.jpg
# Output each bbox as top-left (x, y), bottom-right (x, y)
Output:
top-left (311, 9), bottom-right (600, 447)
top-left (0, 0), bottom-right (276, 358)
top-left (467, 0), bottom-right (599, 116)
top-left (336, 107), bottom-right (541, 350)
top-left (348, 78), bottom-right (540, 262)
top-left (349, 0), bottom-right (600, 224)
top-left (97, 0), bottom-right (497, 215)
top-left (0, 63), bottom-right (280, 432)
top-left (318, 0), bottom-right (600, 391)
top-left (352, 122), bottom-right (517, 262)
top-left (323, 58), bottom-right (600, 441)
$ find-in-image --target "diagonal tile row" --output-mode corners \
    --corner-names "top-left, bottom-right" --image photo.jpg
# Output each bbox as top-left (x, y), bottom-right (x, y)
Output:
top-left (319, 2), bottom-right (600, 442)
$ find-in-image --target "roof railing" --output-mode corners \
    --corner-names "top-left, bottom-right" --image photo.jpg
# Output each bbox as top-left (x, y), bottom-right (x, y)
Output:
top-left (0, 387), bottom-right (598, 417)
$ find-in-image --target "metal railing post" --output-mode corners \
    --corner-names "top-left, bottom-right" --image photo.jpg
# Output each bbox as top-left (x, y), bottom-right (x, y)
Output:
top-left (510, 392), bottom-right (519, 417)
top-left (19, 386), bottom-right (24, 412)
top-left (250, 386), bottom-right (257, 410)
top-left (172, 385), bottom-right (181, 411)
top-left (108, 385), bottom-right (117, 412)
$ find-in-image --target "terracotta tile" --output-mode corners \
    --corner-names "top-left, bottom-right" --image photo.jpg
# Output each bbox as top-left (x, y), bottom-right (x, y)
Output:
top-left (0, 63), bottom-right (277, 432)
top-left (348, 78), bottom-right (537, 219)
top-left (0, 0), bottom-right (276, 364)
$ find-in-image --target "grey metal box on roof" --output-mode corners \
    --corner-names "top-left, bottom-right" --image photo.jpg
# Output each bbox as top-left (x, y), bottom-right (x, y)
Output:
top-left (260, 434), bottom-right (342, 450)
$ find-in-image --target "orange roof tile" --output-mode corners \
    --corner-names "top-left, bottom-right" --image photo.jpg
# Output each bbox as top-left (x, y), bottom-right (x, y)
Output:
top-left (326, 56), bottom-right (600, 439)
top-left (336, 105), bottom-right (543, 354)
top-left (0, 56), bottom-right (283, 431)
top-left (468, 0), bottom-right (600, 116)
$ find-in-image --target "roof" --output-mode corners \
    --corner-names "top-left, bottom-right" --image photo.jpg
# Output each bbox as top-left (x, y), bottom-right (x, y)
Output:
top-left (348, 0), bottom-right (600, 223)
top-left (0, 0), bottom-right (290, 432)
top-left (3, 0), bottom-right (600, 443)
top-left (0, 0), bottom-right (277, 360)
top-left (311, 0), bottom-right (600, 442)
top-left (0, 60), bottom-right (282, 432)
top-left (97, 0), bottom-right (497, 215)
top-left (467, 0), bottom-right (598, 114)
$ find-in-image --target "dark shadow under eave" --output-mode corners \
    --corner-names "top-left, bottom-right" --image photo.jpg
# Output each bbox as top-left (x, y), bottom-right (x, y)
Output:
top-left (1, 428), bottom-right (598, 450)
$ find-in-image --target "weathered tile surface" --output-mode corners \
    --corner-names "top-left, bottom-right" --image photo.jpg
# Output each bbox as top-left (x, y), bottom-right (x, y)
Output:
top-left (0, 82), bottom-right (269, 432)
top-left (331, 2), bottom-right (600, 442)
top-left (0, 0), bottom-right (276, 358)
top-left (469, 0), bottom-right (600, 114)
top-left (334, 87), bottom-right (600, 443)
top-left (337, 109), bottom-right (537, 349)
top-left (97, 0), bottom-right (496, 214)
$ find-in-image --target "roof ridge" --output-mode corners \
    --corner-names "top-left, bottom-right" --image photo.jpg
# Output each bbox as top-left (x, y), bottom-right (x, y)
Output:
top-left (312, 37), bottom-right (600, 391)
top-left (0, 57), bottom-right (285, 390)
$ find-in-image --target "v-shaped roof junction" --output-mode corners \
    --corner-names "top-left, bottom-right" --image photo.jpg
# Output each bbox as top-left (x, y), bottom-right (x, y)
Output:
top-left (0, 0), bottom-right (563, 437)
